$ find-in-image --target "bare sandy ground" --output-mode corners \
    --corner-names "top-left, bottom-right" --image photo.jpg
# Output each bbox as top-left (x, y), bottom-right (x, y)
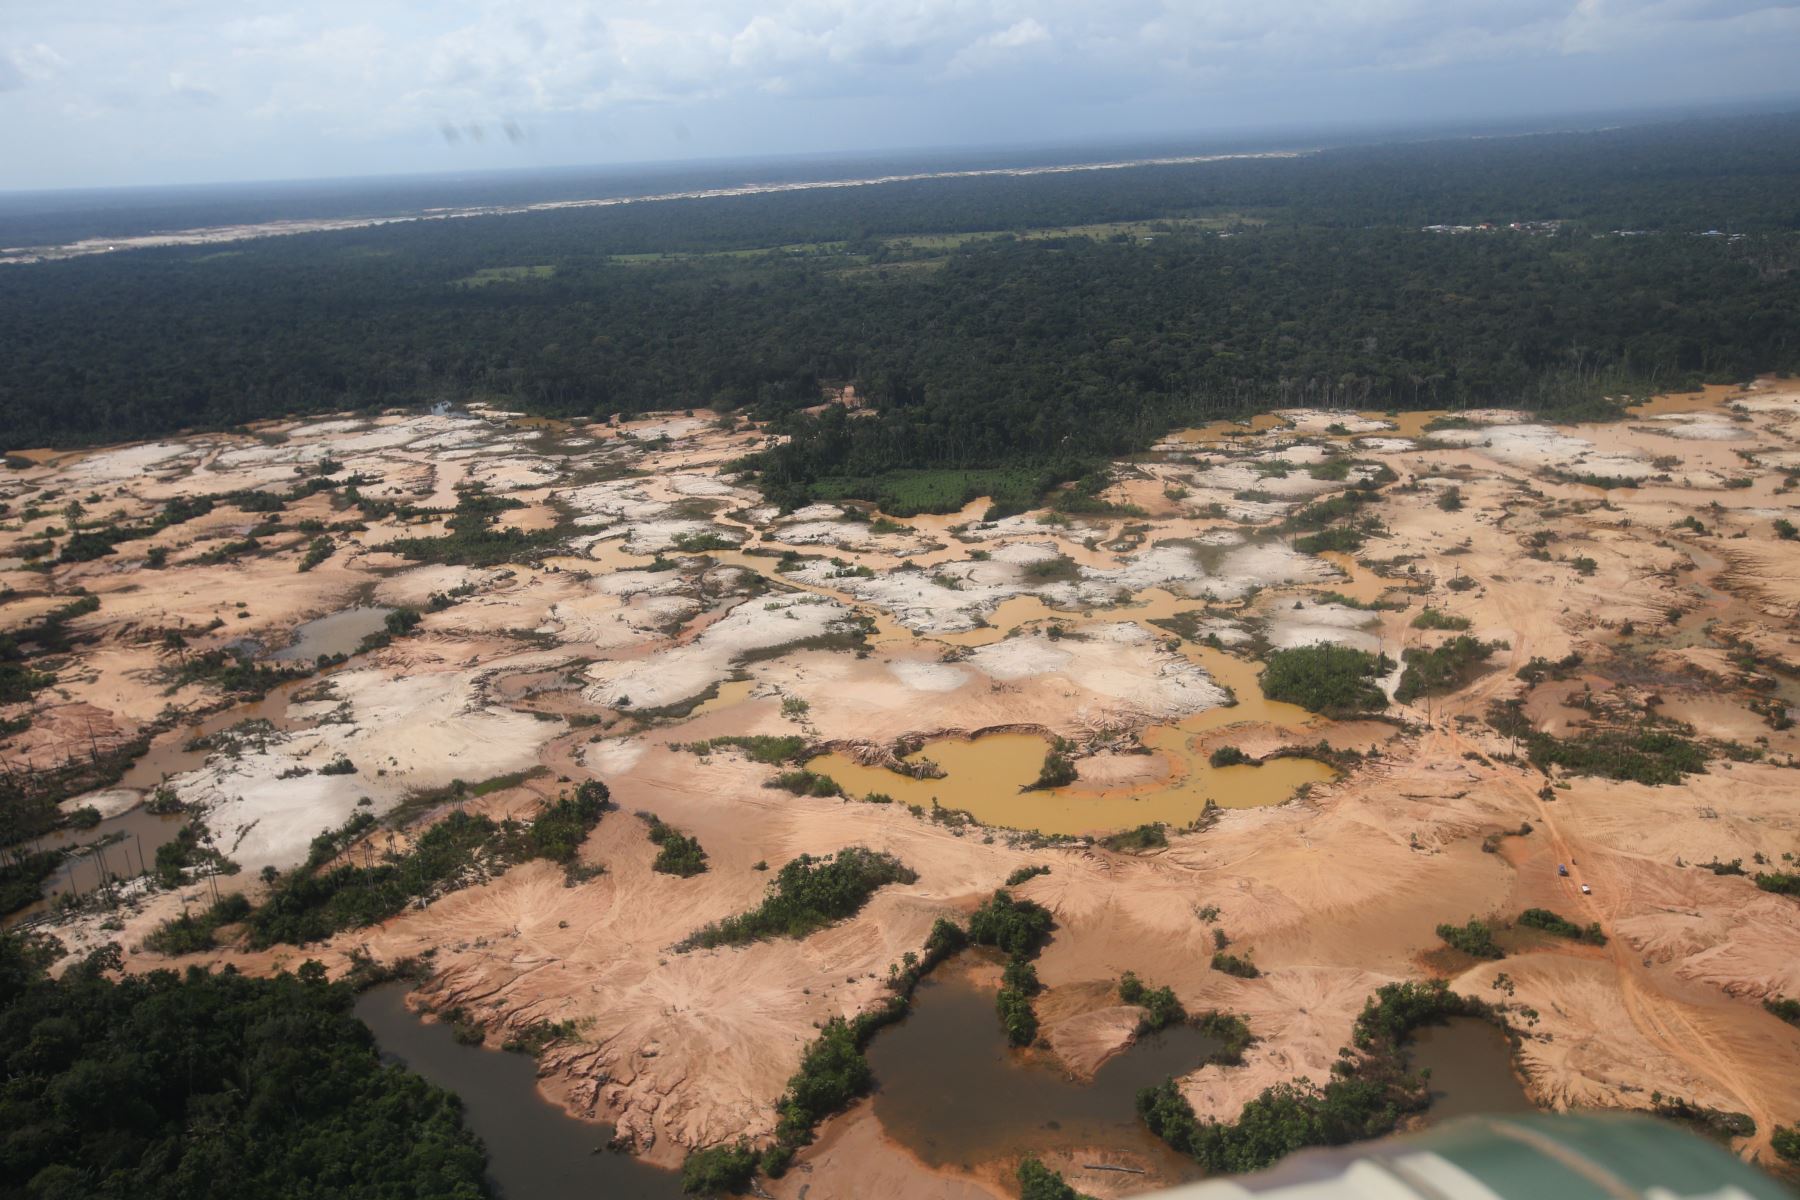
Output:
top-left (8, 380), bottom-right (1800, 1189)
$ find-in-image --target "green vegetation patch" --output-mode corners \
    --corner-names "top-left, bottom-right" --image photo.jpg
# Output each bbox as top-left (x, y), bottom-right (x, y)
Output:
top-left (677, 734), bottom-right (810, 764)
top-left (0, 848), bottom-right (63, 916)
top-left (1394, 636), bottom-right (1500, 704)
top-left (808, 467), bottom-right (1053, 518)
top-left (679, 847), bottom-right (915, 949)
top-left (1410, 607), bottom-right (1470, 631)
top-left (1518, 907), bottom-right (1607, 945)
top-left (1526, 726), bottom-right (1708, 785)
top-left (387, 487), bottom-right (560, 566)
top-left (1102, 823), bottom-right (1169, 853)
top-left (248, 782), bottom-right (609, 947)
top-left (643, 815), bottom-right (709, 877)
top-left (1435, 917), bottom-right (1504, 959)
top-left (1119, 971), bottom-right (1186, 1033)
top-left (1260, 644), bottom-right (1391, 716)
top-left (455, 264), bottom-right (556, 287)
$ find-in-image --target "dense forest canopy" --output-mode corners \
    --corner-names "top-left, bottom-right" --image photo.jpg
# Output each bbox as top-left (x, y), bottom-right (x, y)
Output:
top-left (0, 934), bottom-right (489, 1200)
top-left (2, 112), bottom-right (1799, 508)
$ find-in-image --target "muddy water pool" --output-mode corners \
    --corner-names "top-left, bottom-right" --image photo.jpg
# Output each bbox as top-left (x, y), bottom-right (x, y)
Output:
top-left (1405, 1018), bottom-right (1533, 1123)
top-left (354, 985), bottom-right (681, 1199)
top-left (868, 962), bottom-right (1209, 1179)
top-left (269, 605), bottom-right (394, 661)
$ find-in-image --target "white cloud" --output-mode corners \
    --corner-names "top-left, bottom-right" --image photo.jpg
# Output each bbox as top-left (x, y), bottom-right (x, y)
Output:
top-left (1, 0), bottom-right (1796, 187)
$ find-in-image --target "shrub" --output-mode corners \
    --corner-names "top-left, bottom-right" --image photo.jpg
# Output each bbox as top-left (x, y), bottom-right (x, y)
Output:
top-left (677, 735), bottom-right (809, 764)
top-left (680, 848), bottom-right (916, 949)
top-left (1436, 918), bottom-right (1504, 959)
top-left (1754, 871), bottom-right (1800, 897)
top-left (997, 962), bottom-right (1041, 1046)
top-left (1018, 1156), bottom-right (1090, 1200)
top-left (968, 890), bottom-right (1054, 957)
top-left (1211, 952), bottom-right (1260, 978)
top-left (681, 1141), bottom-right (759, 1195)
top-left (645, 818), bottom-right (709, 877)
top-left (1410, 607), bottom-right (1470, 631)
top-left (1209, 746), bottom-right (1252, 767)
top-left (765, 770), bottom-right (843, 797)
top-left (1004, 864), bottom-right (1050, 887)
top-left (1102, 824), bottom-right (1168, 852)
top-left (1763, 997), bottom-right (1800, 1027)
top-left (1518, 908), bottom-right (1606, 945)
top-left (1028, 748), bottom-right (1077, 790)
top-left (1120, 971), bottom-right (1186, 1032)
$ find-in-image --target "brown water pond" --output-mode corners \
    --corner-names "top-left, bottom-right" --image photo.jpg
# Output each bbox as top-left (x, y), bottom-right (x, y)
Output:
top-left (354, 985), bottom-right (681, 1199)
top-left (868, 961), bottom-right (1210, 1180)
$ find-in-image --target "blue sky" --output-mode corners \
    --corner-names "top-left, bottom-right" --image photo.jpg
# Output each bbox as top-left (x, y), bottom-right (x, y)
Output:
top-left (3, 0), bottom-right (1799, 190)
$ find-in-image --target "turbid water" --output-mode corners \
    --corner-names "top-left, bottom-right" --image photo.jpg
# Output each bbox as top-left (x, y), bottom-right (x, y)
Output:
top-left (270, 605), bottom-right (394, 661)
top-left (354, 985), bottom-right (682, 1200)
top-left (808, 728), bottom-right (1334, 834)
top-left (1406, 1018), bottom-right (1533, 1123)
top-left (868, 960), bottom-right (1209, 1178)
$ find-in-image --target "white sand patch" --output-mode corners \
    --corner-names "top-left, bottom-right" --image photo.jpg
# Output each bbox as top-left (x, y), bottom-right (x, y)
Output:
top-left (1187, 461), bottom-right (1340, 500)
top-left (373, 565), bottom-right (493, 607)
top-left (886, 659), bottom-right (972, 692)
top-left (544, 593), bottom-right (669, 649)
top-left (622, 520), bottom-right (740, 553)
top-left (766, 521), bottom-right (862, 546)
top-left (580, 737), bottom-right (647, 775)
top-left (967, 622), bottom-right (1229, 717)
top-left (467, 456), bottom-right (561, 489)
top-left (988, 541), bottom-right (1062, 565)
top-left (955, 515), bottom-right (1073, 542)
top-left (583, 593), bottom-right (855, 709)
top-left (1356, 437), bottom-right (1416, 453)
top-left (1429, 424), bottom-right (1654, 479)
top-left (1261, 599), bottom-right (1383, 652)
top-left (668, 474), bottom-right (743, 498)
top-left (628, 418), bottom-right (710, 441)
top-left (1643, 413), bottom-right (1751, 441)
top-left (59, 442), bottom-right (197, 486)
top-left (62, 789), bottom-right (141, 819)
top-left (594, 568), bottom-right (691, 598)
top-left (783, 504), bottom-right (846, 522)
top-left (787, 560), bottom-right (1023, 633)
top-left (1278, 410), bottom-right (1391, 434)
top-left (182, 660), bottom-right (563, 874)
top-left (967, 639), bottom-right (1074, 680)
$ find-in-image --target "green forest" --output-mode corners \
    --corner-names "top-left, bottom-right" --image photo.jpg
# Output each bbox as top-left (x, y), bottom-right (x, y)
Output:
top-left (0, 934), bottom-right (489, 1200)
top-left (4, 115), bottom-right (1800, 519)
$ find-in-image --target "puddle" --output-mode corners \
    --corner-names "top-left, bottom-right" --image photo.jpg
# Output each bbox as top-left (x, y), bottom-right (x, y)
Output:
top-left (1166, 413), bottom-right (1292, 445)
top-left (1626, 383), bottom-right (1741, 418)
top-left (354, 985), bottom-right (681, 1200)
top-left (1406, 1018), bottom-right (1534, 1124)
top-left (269, 605), bottom-right (394, 661)
top-left (689, 678), bottom-right (758, 717)
top-left (13, 676), bottom-right (320, 915)
top-left (15, 803), bottom-right (179, 919)
top-left (1317, 552), bottom-right (1396, 606)
top-left (868, 959), bottom-right (1208, 1179)
top-left (807, 636), bottom-right (1332, 835)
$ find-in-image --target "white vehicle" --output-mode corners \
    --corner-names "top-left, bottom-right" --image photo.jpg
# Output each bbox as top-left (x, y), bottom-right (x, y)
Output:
top-left (1580, 883), bottom-right (1592, 895)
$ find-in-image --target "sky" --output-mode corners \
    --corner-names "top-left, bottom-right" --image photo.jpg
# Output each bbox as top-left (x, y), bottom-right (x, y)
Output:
top-left (3, 0), bottom-right (1799, 191)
